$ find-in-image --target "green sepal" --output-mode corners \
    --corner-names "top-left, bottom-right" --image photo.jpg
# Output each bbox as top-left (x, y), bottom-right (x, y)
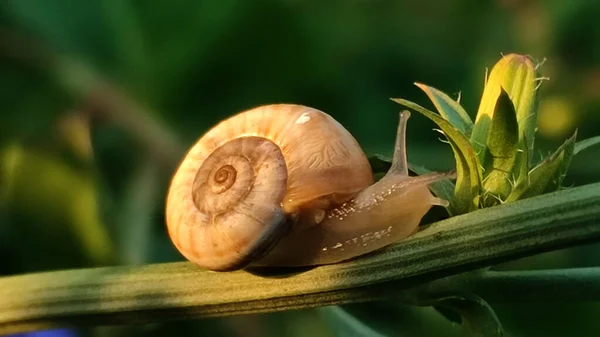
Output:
top-left (506, 131), bottom-right (577, 201)
top-left (415, 82), bottom-right (473, 137)
top-left (481, 89), bottom-right (519, 206)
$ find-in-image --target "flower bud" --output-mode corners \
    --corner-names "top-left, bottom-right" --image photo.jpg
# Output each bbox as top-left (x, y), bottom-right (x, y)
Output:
top-left (471, 53), bottom-right (539, 159)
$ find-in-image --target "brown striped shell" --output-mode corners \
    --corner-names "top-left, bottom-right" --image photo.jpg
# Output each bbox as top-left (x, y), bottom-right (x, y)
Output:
top-left (165, 104), bottom-right (373, 271)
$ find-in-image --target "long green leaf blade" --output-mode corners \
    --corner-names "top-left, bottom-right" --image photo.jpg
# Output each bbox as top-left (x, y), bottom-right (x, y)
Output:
top-left (574, 135), bottom-right (600, 155)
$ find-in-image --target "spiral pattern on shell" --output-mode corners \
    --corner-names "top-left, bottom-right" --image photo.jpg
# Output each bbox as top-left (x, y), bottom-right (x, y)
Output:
top-left (165, 104), bottom-right (374, 271)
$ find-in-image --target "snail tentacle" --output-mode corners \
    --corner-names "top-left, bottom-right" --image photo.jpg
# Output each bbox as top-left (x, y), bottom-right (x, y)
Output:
top-left (389, 110), bottom-right (411, 176)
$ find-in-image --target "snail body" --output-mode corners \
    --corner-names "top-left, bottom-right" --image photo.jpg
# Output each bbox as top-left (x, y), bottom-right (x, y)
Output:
top-left (165, 104), bottom-right (451, 271)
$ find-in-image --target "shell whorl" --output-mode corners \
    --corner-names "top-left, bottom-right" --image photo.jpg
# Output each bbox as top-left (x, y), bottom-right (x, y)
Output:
top-left (169, 136), bottom-right (290, 271)
top-left (165, 104), bottom-right (374, 271)
top-left (191, 137), bottom-right (286, 216)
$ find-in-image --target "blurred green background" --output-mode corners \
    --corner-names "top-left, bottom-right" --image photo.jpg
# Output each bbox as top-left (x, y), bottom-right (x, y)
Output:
top-left (1, 0), bottom-right (599, 336)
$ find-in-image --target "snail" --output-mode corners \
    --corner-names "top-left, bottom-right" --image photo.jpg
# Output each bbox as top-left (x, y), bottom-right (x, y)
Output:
top-left (165, 104), bottom-right (454, 271)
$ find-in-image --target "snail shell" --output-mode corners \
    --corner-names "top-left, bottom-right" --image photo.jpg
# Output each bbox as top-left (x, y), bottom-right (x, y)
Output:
top-left (166, 104), bottom-right (374, 271)
top-left (165, 104), bottom-right (452, 271)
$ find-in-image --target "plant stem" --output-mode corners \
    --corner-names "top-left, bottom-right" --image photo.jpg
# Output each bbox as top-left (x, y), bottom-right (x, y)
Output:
top-left (0, 182), bottom-right (599, 335)
top-left (430, 267), bottom-right (600, 302)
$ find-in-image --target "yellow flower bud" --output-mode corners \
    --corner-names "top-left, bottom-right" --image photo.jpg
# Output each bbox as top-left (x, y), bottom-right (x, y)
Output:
top-left (472, 53), bottom-right (539, 157)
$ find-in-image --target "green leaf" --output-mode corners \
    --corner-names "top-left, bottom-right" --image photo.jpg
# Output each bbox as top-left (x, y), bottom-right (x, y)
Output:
top-left (574, 135), bottom-right (600, 155)
top-left (481, 89), bottom-right (519, 205)
top-left (415, 82), bottom-right (474, 136)
top-left (433, 294), bottom-right (504, 337)
top-left (392, 98), bottom-right (482, 215)
top-left (506, 132), bottom-right (577, 201)
top-left (319, 306), bottom-right (388, 337)
top-left (368, 154), bottom-right (456, 203)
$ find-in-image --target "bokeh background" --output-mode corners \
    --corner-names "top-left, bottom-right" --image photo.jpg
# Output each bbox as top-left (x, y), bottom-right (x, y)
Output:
top-left (1, 0), bottom-right (600, 336)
